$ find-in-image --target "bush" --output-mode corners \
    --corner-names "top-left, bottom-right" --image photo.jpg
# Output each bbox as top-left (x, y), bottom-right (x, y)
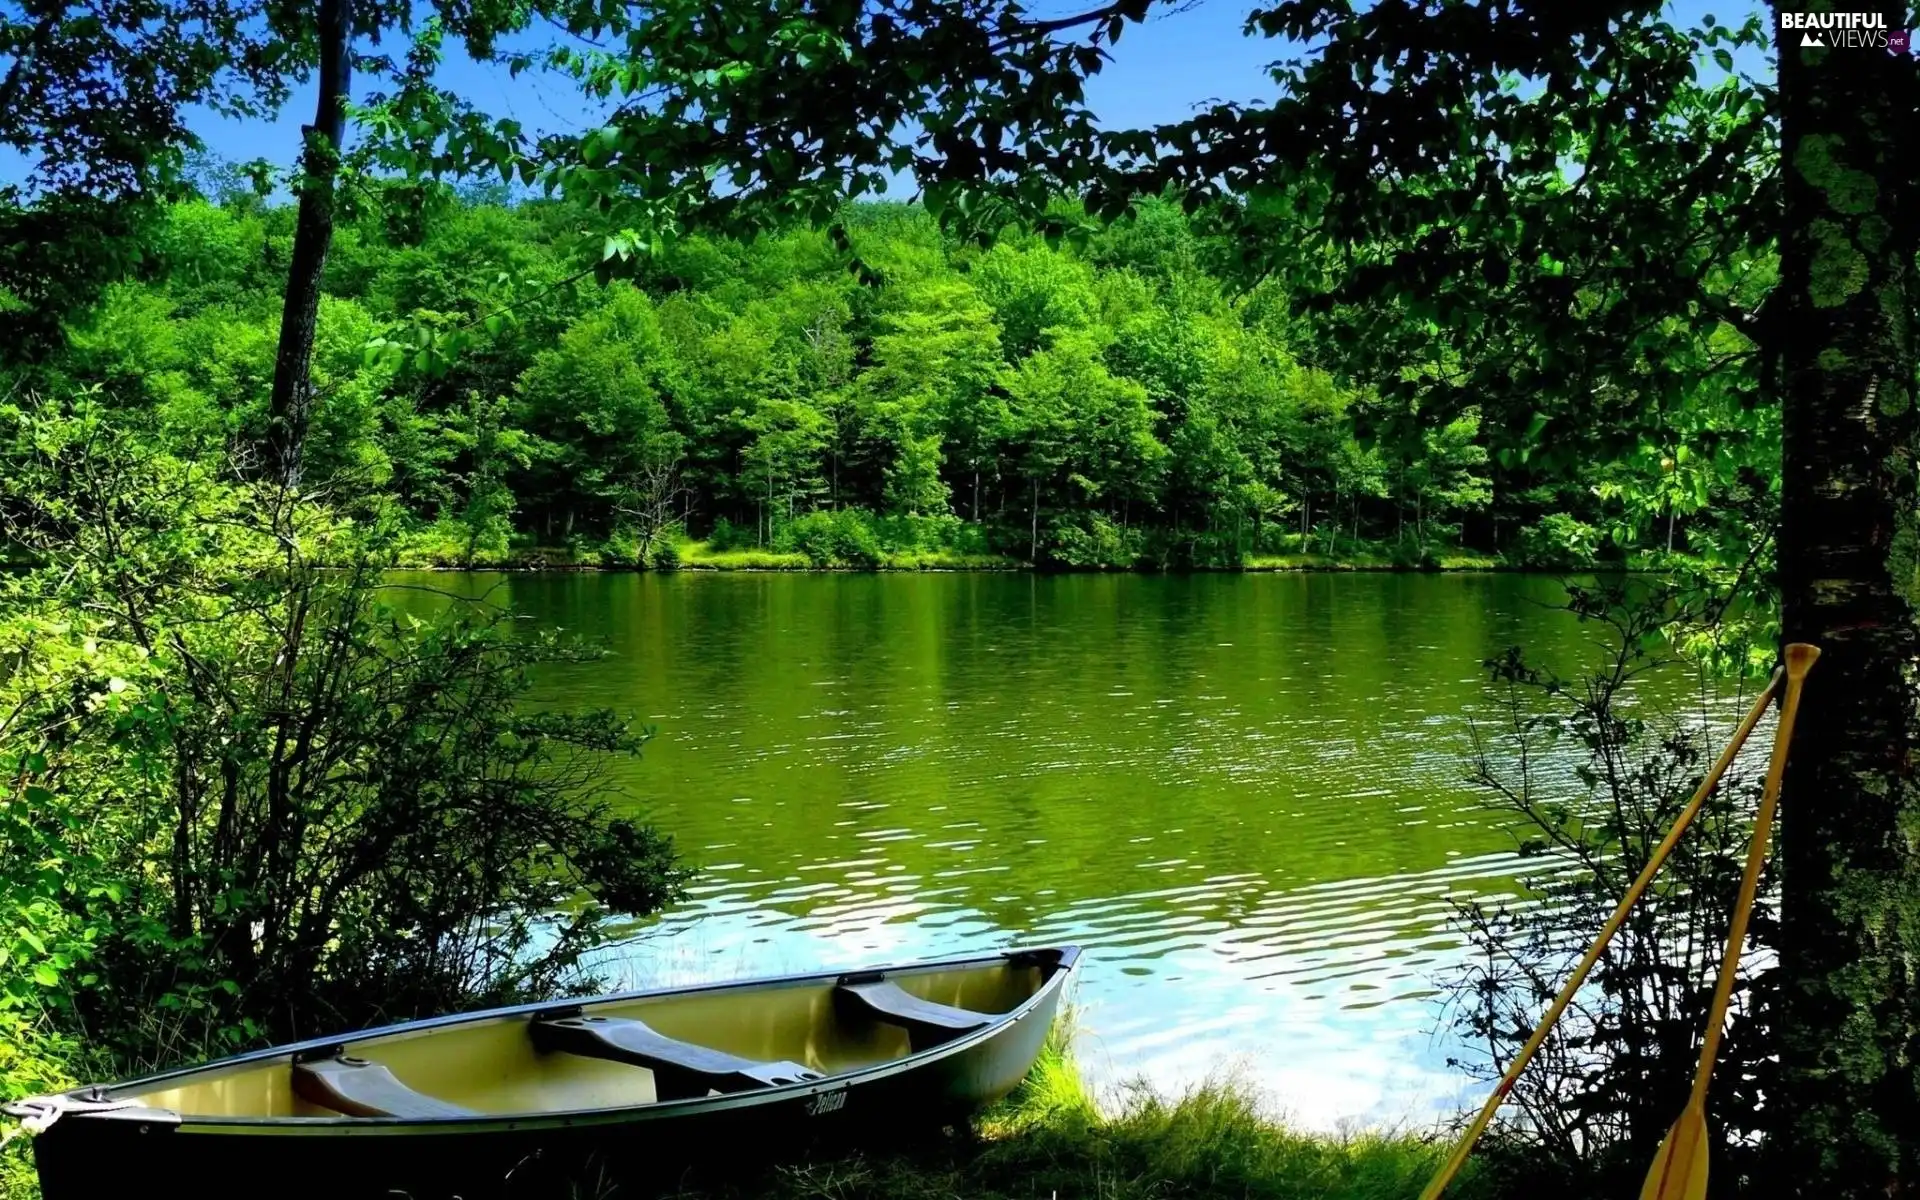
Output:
top-left (647, 536), bottom-right (682, 570)
top-left (601, 524), bottom-right (642, 565)
top-left (1513, 512), bottom-right (1602, 570)
top-left (1445, 580), bottom-right (1773, 1196)
top-left (871, 511), bottom-right (991, 556)
top-left (1388, 539), bottom-right (1440, 570)
top-left (774, 509), bottom-right (885, 567)
top-left (0, 396), bottom-right (692, 1074)
top-left (1045, 513), bottom-right (1144, 568)
top-left (706, 516), bottom-right (755, 552)
top-left (394, 516), bottom-right (519, 567)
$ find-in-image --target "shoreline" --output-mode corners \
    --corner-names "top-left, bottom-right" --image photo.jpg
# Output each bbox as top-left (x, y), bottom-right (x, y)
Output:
top-left (391, 561), bottom-right (1520, 574)
top-left (390, 550), bottom-right (1526, 574)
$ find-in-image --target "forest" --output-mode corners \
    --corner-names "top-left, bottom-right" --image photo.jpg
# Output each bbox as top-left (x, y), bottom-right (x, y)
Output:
top-left (1, 1), bottom-right (1914, 1198)
top-left (15, 182), bottom-right (1723, 571)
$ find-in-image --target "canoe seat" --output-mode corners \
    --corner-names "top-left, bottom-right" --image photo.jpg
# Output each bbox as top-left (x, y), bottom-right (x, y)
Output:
top-left (530, 1014), bottom-right (821, 1101)
top-left (835, 980), bottom-right (991, 1050)
top-left (292, 1054), bottom-right (473, 1119)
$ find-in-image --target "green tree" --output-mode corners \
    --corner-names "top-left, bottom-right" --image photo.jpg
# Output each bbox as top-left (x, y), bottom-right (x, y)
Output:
top-left (515, 289), bottom-right (683, 543)
top-left (1003, 329), bottom-right (1166, 563)
top-left (1404, 408), bottom-right (1492, 552)
top-left (742, 398), bottom-right (832, 542)
top-left (440, 391), bottom-right (535, 565)
top-left (970, 241), bottom-right (1101, 361)
top-left (862, 277), bottom-right (1006, 518)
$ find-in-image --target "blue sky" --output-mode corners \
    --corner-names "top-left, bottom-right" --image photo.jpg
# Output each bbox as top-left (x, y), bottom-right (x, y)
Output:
top-left (7, 0), bottom-right (1772, 190)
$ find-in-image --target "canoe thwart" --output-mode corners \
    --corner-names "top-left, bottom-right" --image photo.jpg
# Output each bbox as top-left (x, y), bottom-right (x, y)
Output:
top-left (835, 980), bottom-right (991, 1050)
top-left (292, 1055), bottom-right (474, 1119)
top-left (529, 1014), bottom-right (820, 1101)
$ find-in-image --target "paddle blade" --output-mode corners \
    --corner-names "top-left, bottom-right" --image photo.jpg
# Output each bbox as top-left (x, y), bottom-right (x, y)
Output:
top-left (1641, 1109), bottom-right (1710, 1200)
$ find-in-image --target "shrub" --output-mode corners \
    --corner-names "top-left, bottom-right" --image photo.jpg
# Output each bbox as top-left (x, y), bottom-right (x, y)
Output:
top-left (1386, 537), bottom-right (1442, 570)
top-left (1513, 512), bottom-right (1601, 570)
top-left (1445, 580), bottom-right (1773, 1196)
top-left (394, 516), bottom-right (516, 567)
top-left (0, 396), bottom-right (692, 1072)
top-left (871, 512), bottom-right (991, 556)
top-left (774, 509), bottom-right (885, 567)
top-left (1045, 513), bottom-right (1144, 568)
top-left (647, 537), bottom-right (682, 570)
top-left (705, 516), bottom-right (755, 552)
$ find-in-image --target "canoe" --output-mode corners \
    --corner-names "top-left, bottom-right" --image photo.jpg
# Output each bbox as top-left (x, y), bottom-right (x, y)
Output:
top-left (8, 945), bottom-right (1079, 1199)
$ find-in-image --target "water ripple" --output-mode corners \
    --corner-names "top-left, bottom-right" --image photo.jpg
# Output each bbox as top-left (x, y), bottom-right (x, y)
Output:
top-left (402, 570), bottom-right (1715, 1130)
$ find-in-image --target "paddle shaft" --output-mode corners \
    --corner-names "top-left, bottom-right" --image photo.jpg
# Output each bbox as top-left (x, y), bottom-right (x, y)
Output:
top-left (1416, 667), bottom-right (1785, 1200)
top-left (1642, 643), bottom-right (1818, 1200)
top-left (1687, 645), bottom-right (1815, 1111)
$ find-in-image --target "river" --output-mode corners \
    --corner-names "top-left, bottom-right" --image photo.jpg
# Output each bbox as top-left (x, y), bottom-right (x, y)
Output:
top-left (413, 570), bottom-right (1622, 1129)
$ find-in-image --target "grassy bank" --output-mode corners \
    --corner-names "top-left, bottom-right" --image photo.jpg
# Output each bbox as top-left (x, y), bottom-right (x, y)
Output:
top-left (1242, 552), bottom-right (1503, 572)
top-left (658, 1037), bottom-right (1477, 1200)
top-left (676, 541), bottom-right (1020, 571)
top-left (389, 538), bottom-right (1518, 573)
top-left (380, 511), bottom-right (1541, 573)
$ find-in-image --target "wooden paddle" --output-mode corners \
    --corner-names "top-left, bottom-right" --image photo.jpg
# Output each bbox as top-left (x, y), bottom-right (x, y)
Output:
top-left (1640, 642), bottom-right (1819, 1200)
top-left (1417, 665), bottom-right (1788, 1200)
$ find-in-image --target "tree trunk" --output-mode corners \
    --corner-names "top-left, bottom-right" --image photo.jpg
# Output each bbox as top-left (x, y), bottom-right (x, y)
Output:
top-left (1030, 476), bottom-right (1039, 564)
top-left (1774, 10), bottom-right (1920, 1195)
top-left (265, 0), bottom-right (352, 490)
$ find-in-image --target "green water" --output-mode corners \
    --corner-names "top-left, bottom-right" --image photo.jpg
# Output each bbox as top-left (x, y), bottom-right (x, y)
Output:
top-left (416, 571), bottom-right (1609, 1127)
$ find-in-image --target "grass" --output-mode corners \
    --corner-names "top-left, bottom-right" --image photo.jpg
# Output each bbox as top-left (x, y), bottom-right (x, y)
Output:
top-left (1244, 553), bottom-right (1401, 570)
top-left (675, 542), bottom-right (1020, 570)
top-left (676, 542), bottom-right (817, 570)
top-left (1431, 553), bottom-right (1503, 570)
top-left (652, 1032), bottom-right (1481, 1200)
top-left (875, 550), bottom-right (1019, 570)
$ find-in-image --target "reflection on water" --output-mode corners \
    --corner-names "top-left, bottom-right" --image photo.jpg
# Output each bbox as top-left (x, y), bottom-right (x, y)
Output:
top-left (405, 571), bottom-right (1614, 1128)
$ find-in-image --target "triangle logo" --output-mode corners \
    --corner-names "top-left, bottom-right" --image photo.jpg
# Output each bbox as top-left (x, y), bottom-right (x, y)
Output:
top-left (1801, 31), bottom-right (1824, 46)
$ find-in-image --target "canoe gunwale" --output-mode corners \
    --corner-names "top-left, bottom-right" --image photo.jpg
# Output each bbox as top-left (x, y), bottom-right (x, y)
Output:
top-left (9, 945), bottom-right (1079, 1138)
